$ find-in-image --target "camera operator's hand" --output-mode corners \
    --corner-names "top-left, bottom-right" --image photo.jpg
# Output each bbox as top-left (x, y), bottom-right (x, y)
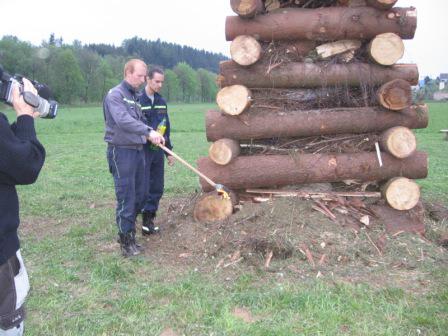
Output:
top-left (147, 130), bottom-right (165, 146)
top-left (12, 78), bottom-right (40, 118)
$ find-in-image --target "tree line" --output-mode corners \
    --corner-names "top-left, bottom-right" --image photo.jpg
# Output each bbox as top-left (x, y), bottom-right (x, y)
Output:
top-left (0, 35), bottom-right (227, 104)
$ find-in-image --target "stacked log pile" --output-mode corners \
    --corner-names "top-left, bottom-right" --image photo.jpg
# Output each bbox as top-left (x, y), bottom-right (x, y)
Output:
top-left (195, 0), bottom-right (427, 222)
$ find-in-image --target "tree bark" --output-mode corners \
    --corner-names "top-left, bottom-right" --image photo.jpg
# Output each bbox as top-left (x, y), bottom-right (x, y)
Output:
top-left (230, 0), bottom-right (264, 18)
top-left (225, 7), bottom-right (417, 42)
top-left (217, 85), bottom-right (379, 115)
top-left (230, 35), bottom-right (262, 66)
top-left (197, 151), bottom-right (428, 191)
top-left (209, 139), bottom-right (241, 165)
top-left (382, 177), bottom-right (420, 210)
top-left (216, 85), bottom-right (253, 115)
top-left (206, 105), bottom-right (428, 141)
top-left (366, 0), bottom-right (398, 10)
top-left (218, 60), bottom-right (418, 88)
top-left (377, 79), bottom-right (412, 111)
top-left (379, 126), bottom-right (416, 159)
top-left (368, 33), bottom-right (404, 66)
top-left (193, 192), bottom-right (234, 222)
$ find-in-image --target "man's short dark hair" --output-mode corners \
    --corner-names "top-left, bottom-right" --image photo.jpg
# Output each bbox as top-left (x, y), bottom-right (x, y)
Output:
top-left (147, 67), bottom-right (164, 79)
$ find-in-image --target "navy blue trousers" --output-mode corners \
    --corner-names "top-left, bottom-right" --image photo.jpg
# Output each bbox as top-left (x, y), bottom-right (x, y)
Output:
top-left (142, 147), bottom-right (165, 214)
top-left (107, 146), bottom-right (145, 234)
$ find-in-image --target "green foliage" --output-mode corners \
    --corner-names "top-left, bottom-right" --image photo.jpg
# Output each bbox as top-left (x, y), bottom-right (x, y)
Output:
top-left (161, 69), bottom-right (181, 102)
top-left (0, 35), bottom-right (222, 104)
top-left (197, 68), bottom-right (218, 103)
top-left (119, 36), bottom-right (226, 73)
top-left (50, 48), bottom-right (85, 103)
top-left (0, 35), bottom-right (34, 74)
top-left (75, 48), bottom-right (103, 102)
top-left (174, 62), bottom-right (200, 103)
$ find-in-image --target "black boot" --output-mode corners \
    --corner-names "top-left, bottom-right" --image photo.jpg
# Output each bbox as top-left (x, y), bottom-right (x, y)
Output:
top-left (130, 230), bottom-right (144, 252)
top-left (119, 232), bottom-right (140, 257)
top-left (142, 212), bottom-right (160, 235)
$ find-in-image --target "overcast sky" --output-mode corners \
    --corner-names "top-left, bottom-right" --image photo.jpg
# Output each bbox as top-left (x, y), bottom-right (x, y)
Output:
top-left (0, 0), bottom-right (446, 78)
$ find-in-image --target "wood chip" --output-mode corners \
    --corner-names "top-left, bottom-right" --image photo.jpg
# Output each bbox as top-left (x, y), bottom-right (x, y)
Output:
top-left (264, 250), bottom-right (274, 268)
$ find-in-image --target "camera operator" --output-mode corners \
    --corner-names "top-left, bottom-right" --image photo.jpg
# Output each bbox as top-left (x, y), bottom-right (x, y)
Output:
top-left (0, 79), bottom-right (46, 336)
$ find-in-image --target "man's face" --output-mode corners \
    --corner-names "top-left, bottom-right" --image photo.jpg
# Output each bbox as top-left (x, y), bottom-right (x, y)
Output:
top-left (146, 73), bottom-right (165, 94)
top-left (126, 63), bottom-right (147, 89)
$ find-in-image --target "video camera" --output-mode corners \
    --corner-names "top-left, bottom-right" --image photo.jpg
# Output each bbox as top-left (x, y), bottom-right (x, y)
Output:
top-left (0, 65), bottom-right (58, 119)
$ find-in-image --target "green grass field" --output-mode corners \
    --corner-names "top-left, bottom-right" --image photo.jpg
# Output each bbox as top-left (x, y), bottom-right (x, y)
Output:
top-left (4, 102), bottom-right (448, 335)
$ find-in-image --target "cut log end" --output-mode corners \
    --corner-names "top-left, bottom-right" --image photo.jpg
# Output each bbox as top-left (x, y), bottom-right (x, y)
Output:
top-left (377, 79), bottom-right (412, 111)
top-left (366, 0), bottom-right (398, 10)
top-left (193, 192), bottom-right (234, 222)
top-left (369, 33), bottom-right (404, 66)
top-left (380, 126), bottom-right (416, 159)
top-left (383, 177), bottom-right (420, 211)
top-left (216, 85), bottom-right (252, 115)
top-left (209, 139), bottom-right (241, 165)
top-left (230, 35), bottom-right (262, 66)
top-left (230, 0), bottom-right (264, 18)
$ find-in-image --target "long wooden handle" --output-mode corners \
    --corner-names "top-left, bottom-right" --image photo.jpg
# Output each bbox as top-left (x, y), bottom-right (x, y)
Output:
top-left (159, 144), bottom-right (217, 188)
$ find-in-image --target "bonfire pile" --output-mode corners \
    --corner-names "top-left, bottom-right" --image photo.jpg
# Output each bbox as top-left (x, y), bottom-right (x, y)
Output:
top-left (194, 0), bottom-right (427, 224)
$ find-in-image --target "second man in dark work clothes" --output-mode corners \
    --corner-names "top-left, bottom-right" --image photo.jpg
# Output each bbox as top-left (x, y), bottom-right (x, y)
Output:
top-left (139, 67), bottom-right (175, 235)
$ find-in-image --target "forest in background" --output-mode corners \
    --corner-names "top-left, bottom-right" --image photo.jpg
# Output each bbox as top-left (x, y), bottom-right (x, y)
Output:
top-left (0, 34), bottom-right (228, 104)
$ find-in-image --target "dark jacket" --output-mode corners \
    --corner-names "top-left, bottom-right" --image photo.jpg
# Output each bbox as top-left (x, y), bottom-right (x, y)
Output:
top-left (138, 91), bottom-right (173, 153)
top-left (103, 81), bottom-right (152, 147)
top-left (0, 113), bottom-right (45, 265)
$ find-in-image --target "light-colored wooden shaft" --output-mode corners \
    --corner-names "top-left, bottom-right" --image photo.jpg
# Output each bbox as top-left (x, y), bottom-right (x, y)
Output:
top-left (159, 144), bottom-right (217, 188)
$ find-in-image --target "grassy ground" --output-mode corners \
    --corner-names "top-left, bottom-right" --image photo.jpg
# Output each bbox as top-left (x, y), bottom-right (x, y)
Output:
top-left (414, 102), bottom-right (448, 203)
top-left (4, 102), bottom-right (448, 335)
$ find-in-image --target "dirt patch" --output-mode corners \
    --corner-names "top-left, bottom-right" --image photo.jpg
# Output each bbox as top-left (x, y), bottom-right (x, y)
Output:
top-left (159, 328), bottom-right (179, 336)
top-left (232, 307), bottom-right (257, 324)
top-left (20, 217), bottom-right (71, 241)
top-left (135, 194), bottom-right (448, 291)
top-left (424, 201), bottom-right (448, 222)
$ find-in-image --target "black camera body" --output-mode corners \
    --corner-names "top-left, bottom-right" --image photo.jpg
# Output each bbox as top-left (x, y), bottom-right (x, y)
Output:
top-left (0, 65), bottom-right (58, 119)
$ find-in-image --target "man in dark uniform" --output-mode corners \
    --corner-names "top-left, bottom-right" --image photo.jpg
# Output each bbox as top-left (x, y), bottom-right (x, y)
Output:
top-left (139, 67), bottom-right (174, 235)
top-left (103, 59), bottom-right (165, 257)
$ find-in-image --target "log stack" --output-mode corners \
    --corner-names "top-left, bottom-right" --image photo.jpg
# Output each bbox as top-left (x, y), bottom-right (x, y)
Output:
top-left (195, 0), bottom-right (427, 221)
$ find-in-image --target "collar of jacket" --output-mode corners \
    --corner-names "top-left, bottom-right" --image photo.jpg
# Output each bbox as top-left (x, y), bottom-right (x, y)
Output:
top-left (140, 91), bottom-right (161, 104)
top-left (122, 80), bottom-right (137, 95)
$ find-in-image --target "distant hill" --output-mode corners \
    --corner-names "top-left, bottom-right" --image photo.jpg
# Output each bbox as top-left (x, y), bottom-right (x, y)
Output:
top-left (88, 36), bottom-right (228, 73)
